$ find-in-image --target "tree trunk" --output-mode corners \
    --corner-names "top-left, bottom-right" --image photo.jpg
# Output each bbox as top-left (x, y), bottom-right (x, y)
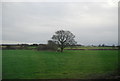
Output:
top-left (60, 47), bottom-right (64, 52)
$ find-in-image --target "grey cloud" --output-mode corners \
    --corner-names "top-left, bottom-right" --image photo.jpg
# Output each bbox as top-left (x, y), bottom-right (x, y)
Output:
top-left (2, 2), bottom-right (118, 45)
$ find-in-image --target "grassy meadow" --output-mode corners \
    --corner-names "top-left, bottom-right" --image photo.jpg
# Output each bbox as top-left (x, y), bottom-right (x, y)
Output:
top-left (2, 49), bottom-right (119, 79)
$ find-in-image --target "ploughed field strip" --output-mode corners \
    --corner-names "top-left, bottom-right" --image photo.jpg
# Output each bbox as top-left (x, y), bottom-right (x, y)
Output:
top-left (65, 49), bottom-right (118, 50)
top-left (65, 46), bottom-right (118, 50)
top-left (2, 50), bottom-right (118, 79)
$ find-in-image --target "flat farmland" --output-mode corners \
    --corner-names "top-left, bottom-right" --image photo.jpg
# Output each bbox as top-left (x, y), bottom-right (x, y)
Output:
top-left (2, 49), bottom-right (118, 79)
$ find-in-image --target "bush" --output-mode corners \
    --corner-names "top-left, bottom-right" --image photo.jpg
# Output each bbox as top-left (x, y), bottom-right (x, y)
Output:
top-left (37, 40), bottom-right (58, 51)
top-left (37, 44), bottom-right (57, 51)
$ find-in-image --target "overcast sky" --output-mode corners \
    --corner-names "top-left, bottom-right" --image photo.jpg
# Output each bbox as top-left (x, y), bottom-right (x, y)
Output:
top-left (2, 0), bottom-right (118, 45)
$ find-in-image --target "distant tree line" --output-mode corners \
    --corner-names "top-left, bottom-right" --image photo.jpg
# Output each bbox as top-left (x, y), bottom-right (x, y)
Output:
top-left (1, 43), bottom-right (119, 50)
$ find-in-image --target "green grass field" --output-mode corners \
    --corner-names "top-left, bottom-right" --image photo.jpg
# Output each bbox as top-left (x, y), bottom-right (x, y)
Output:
top-left (2, 50), bottom-right (118, 79)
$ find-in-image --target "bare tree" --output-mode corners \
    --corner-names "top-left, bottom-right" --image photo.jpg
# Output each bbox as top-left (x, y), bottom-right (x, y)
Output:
top-left (52, 30), bottom-right (77, 52)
